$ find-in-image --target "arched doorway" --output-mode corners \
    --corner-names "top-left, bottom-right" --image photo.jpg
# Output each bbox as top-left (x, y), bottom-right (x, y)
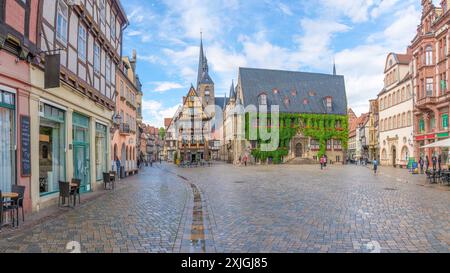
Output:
top-left (113, 144), bottom-right (118, 160)
top-left (121, 144), bottom-right (126, 172)
top-left (295, 143), bottom-right (303, 157)
top-left (392, 146), bottom-right (397, 167)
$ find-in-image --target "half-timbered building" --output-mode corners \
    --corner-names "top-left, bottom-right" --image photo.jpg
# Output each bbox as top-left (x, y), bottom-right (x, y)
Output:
top-left (28, 0), bottom-right (128, 211)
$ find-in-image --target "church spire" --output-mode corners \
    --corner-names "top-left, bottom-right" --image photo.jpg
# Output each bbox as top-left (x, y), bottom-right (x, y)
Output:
top-left (333, 58), bottom-right (336, 76)
top-left (197, 32), bottom-right (213, 89)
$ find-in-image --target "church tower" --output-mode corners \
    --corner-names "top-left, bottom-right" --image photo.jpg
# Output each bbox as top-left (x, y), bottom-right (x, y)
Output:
top-left (197, 35), bottom-right (215, 108)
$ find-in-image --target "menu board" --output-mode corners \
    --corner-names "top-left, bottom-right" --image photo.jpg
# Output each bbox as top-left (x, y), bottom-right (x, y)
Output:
top-left (20, 115), bottom-right (31, 177)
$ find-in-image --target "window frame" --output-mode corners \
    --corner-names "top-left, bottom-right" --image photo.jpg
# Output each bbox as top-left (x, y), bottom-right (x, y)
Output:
top-left (78, 24), bottom-right (87, 62)
top-left (56, 0), bottom-right (68, 45)
top-left (94, 42), bottom-right (101, 74)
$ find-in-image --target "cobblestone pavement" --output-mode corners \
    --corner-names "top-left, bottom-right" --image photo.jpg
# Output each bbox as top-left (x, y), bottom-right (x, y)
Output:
top-left (168, 163), bottom-right (450, 253)
top-left (0, 166), bottom-right (188, 253)
top-left (0, 163), bottom-right (449, 253)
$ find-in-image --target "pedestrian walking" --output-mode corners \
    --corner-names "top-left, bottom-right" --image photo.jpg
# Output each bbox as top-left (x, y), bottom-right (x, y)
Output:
top-left (432, 155), bottom-right (437, 171)
top-left (243, 155), bottom-right (248, 167)
top-left (324, 155), bottom-right (328, 169)
top-left (115, 156), bottom-right (121, 180)
top-left (419, 157), bottom-right (424, 174)
top-left (425, 155), bottom-right (430, 172)
top-left (373, 159), bottom-right (378, 175)
top-left (438, 154), bottom-right (442, 170)
top-left (320, 156), bottom-right (324, 170)
top-left (150, 159), bottom-right (153, 167)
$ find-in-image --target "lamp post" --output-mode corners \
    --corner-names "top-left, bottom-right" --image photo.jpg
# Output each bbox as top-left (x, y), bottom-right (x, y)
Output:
top-left (110, 113), bottom-right (122, 134)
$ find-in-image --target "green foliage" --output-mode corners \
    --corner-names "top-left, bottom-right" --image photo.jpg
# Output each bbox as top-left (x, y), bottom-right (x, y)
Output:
top-left (246, 113), bottom-right (349, 162)
top-left (159, 127), bottom-right (166, 140)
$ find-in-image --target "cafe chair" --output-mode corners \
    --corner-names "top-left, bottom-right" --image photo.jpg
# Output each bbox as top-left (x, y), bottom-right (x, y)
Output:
top-left (0, 190), bottom-right (16, 229)
top-left (103, 172), bottom-right (115, 190)
top-left (58, 181), bottom-right (73, 208)
top-left (70, 179), bottom-right (81, 205)
top-left (11, 185), bottom-right (25, 226)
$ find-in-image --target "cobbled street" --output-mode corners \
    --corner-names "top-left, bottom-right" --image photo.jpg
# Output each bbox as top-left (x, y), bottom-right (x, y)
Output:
top-left (0, 163), bottom-right (449, 253)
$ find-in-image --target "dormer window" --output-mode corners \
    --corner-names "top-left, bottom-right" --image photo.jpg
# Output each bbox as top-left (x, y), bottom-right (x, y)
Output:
top-left (259, 94), bottom-right (267, 105)
top-left (325, 96), bottom-right (333, 111)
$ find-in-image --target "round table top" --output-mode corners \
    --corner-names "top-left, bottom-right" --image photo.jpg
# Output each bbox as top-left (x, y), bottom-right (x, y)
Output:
top-left (2, 192), bottom-right (19, 199)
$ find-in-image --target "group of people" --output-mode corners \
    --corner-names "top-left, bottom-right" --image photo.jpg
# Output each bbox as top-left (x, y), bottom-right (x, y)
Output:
top-left (319, 155), bottom-right (328, 170)
top-left (418, 155), bottom-right (442, 174)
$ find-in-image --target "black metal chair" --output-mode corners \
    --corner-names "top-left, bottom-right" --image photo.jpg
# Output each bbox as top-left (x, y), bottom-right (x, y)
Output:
top-left (58, 181), bottom-right (73, 208)
top-left (0, 190), bottom-right (16, 229)
top-left (103, 172), bottom-right (115, 190)
top-left (11, 185), bottom-right (25, 226)
top-left (70, 179), bottom-right (81, 206)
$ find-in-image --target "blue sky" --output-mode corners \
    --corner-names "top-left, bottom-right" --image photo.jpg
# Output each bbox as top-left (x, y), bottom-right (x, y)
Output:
top-left (121, 0), bottom-right (428, 128)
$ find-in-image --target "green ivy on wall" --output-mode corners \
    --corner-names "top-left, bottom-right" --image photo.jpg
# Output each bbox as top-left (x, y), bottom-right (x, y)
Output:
top-left (246, 113), bottom-right (349, 164)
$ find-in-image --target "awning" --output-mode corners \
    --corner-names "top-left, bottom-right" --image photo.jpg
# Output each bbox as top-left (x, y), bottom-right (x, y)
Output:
top-left (421, 138), bottom-right (450, 148)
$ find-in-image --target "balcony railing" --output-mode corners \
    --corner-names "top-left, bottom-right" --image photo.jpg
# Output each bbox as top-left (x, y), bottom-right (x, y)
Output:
top-left (416, 96), bottom-right (437, 108)
top-left (120, 123), bottom-right (130, 135)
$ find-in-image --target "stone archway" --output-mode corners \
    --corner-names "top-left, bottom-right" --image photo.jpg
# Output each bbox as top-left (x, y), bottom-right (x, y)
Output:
top-left (391, 145), bottom-right (397, 167)
top-left (295, 143), bottom-right (303, 157)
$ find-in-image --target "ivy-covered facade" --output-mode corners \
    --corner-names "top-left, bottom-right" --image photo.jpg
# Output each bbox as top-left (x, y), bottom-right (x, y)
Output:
top-left (222, 67), bottom-right (348, 165)
top-left (246, 113), bottom-right (348, 164)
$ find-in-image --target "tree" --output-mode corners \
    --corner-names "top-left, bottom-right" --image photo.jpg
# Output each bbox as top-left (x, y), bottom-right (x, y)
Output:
top-left (159, 127), bottom-right (166, 140)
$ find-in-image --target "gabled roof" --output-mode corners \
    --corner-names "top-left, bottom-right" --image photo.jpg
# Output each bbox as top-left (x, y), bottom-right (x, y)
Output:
top-left (349, 113), bottom-right (369, 137)
top-left (238, 67), bottom-right (347, 115)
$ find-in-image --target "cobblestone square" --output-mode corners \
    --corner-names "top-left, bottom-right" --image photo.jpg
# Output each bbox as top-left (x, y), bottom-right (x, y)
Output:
top-left (0, 164), bottom-right (449, 253)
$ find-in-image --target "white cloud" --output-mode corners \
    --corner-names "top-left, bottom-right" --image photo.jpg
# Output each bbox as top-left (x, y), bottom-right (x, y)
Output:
top-left (278, 3), bottom-right (293, 16)
top-left (141, 99), bottom-right (181, 128)
top-left (335, 5), bottom-right (420, 116)
top-left (152, 82), bottom-right (184, 93)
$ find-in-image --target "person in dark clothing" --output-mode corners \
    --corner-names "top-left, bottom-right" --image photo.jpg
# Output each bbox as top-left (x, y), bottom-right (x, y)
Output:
top-left (438, 154), bottom-right (442, 170)
top-left (425, 156), bottom-right (430, 172)
top-left (432, 155), bottom-right (437, 171)
top-left (419, 157), bottom-right (424, 174)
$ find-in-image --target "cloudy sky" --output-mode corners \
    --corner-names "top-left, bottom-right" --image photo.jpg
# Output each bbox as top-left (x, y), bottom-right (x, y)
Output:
top-left (121, 0), bottom-right (428, 128)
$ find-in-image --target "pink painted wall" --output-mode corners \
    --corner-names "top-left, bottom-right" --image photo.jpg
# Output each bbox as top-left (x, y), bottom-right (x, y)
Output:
top-left (5, 0), bottom-right (25, 34)
top-left (0, 51), bottom-right (31, 213)
top-left (29, 0), bottom-right (39, 44)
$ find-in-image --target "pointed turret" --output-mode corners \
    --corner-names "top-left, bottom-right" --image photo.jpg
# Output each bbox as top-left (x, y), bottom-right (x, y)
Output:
top-left (333, 59), bottom-right (336, 76)
top-left (229, 80), bottom-right (236, 101)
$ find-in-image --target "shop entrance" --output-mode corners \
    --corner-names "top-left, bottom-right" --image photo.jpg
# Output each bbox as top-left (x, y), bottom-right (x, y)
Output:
top-left (73, 113), bottom-right (90, 193)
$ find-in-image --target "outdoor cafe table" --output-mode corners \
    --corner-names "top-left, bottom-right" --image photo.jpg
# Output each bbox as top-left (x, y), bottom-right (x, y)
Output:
top-left (2, 192), bottom-right (18, 199)
top-left (1, 192), bottom-right (19, 227)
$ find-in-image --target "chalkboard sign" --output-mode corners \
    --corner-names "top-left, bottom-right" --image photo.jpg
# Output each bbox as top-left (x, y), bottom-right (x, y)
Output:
top-left (20, 115), bottom-right (31, 177)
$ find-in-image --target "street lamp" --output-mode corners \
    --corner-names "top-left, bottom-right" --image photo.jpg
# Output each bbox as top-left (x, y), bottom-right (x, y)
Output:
top-left (110, 113), bottom-right (122, 134)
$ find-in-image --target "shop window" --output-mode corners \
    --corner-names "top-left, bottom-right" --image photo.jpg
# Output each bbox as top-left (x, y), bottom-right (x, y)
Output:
top-left (442, 113), bottom-right (449, 129)
top-left (39, 104), bottom-right (65, 196)
top-left (0, 91), bottom-right (15, 193)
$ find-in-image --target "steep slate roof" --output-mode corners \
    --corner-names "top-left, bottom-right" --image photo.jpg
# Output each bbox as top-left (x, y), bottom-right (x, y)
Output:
top-left (239, 67), bottom-right (347, 115)
top-left (215, 96), bottom-right (227, 110)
